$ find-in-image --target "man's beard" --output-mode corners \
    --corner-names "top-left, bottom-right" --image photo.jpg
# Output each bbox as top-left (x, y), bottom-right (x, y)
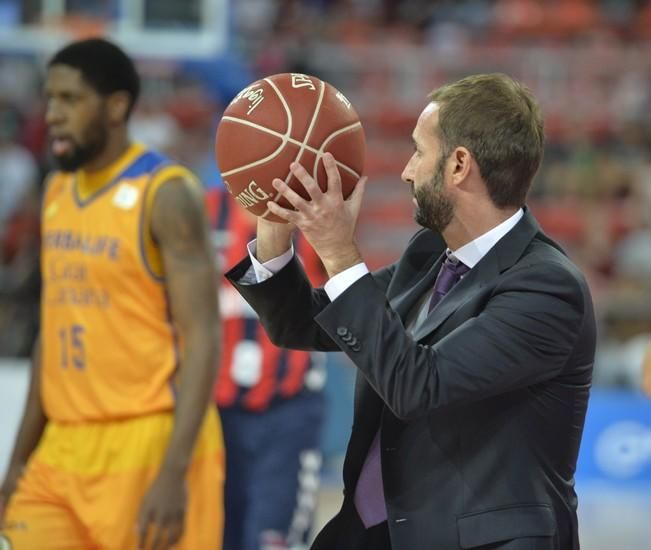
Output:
top-left (414, 156), bottom-right (454, 233)
top-left (52, 117), bottom-right (108, 172)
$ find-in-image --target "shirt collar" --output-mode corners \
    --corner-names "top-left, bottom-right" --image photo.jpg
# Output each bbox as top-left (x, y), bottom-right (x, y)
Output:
top-left (448, 208), bottom-right (524, 268)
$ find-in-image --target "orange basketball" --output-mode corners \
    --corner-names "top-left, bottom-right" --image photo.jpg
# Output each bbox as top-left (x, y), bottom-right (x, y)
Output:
top-left (214, 73), bottom-right (366, 222)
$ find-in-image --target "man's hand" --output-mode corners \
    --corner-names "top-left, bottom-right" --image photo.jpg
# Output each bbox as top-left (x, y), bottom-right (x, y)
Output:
top-left (266, 152), bottom-right (367, 277)
top-left (0, 468), bottom-right (21, 528)
top-left (137, 468), bottom-right (187, 550)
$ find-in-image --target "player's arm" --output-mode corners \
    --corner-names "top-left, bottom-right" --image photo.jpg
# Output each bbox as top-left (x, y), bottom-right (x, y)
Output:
top-left (0, 335), bottom-right (46, 525)
top-left (138, 176), bottom-right (220, 548)
top-left (154, 176), bottom-right (220, 471)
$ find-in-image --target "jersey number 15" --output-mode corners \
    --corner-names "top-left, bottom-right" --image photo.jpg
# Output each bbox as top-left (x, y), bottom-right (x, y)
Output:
top-left (59, 324), bottom-right (86, 369)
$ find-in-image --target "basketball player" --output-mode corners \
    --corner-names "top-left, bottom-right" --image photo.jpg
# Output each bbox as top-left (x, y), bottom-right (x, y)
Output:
top-left (0, 38), bottom-right (224, 550)
top-left (206, 187), bottom-right (326, 550)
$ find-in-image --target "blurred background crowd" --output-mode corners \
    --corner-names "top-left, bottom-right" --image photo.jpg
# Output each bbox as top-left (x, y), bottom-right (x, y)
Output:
top-left (2, 0), bottom-right (651, 387)
top-left (0, 1), bottom-right (650, 547)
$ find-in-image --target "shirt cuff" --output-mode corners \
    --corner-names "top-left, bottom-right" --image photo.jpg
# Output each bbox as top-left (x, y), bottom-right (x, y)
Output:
top-left (247, 239), bottom-right (295, 282)
top-left (324, 263), bottom-right (369, 301)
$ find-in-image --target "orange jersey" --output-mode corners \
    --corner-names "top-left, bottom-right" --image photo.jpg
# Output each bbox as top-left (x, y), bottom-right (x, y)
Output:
top-left (40, 143), bottom-right (200, 422)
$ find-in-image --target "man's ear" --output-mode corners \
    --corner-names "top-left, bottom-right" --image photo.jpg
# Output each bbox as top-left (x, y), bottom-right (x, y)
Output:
top-left (107, 91), bottom-right (131, 124)
top-left (450, 146), bottom-right (471, 184)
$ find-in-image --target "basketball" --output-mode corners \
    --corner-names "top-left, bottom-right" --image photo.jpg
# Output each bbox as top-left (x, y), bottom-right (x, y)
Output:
top-left (214, 73), bottom-right (366, 222)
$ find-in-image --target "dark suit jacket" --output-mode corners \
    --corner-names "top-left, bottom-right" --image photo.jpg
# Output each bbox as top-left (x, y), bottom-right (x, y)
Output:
top-left (226, 210), bottom-right (596, 550)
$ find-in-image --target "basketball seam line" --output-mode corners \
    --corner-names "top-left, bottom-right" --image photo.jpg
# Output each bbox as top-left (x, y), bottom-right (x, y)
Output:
top-left (290, 79), bottom-right (324, 180)
top-left (220, 79), bottom-right (293, 178)
top-left (318, 122), bottom-right (362, 177)
top-left (261, 76), bottom-right (297, 219)
top-left (219, 116), bottom-right (362, 179)
top-left (220, 76), bottom-right (362, 221)
top-left (262, 78), bottom-right (325, 220)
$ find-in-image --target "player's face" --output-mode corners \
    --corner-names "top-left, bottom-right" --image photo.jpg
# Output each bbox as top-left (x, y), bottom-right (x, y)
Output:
top-left (402, 103), bottom-right (455, 232)
top-left (45, 65), bottom-right (109, 172)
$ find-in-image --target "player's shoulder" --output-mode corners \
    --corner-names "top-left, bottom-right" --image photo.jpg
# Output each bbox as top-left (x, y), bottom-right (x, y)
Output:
top-left (142, 145), bottom-right (203, 205)
top-left (149, 168), bottom-right (208, 237)
top-left (42, 170), bottom-right (70, 202)
top-left (151, 174), bottom-right (204, 218)
top-left (138, 149), bottom-right (206, 235)
top-left (135, 144), bottom-right (194, 183)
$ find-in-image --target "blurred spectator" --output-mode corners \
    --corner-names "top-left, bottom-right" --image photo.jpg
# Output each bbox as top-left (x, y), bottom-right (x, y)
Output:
top-left (0, 100), bottom-right (40, 357)
top-left (492, 0), bottom-right (545, 40)
top-left (0, 180), bottom-right (40, 357)
top-left (129, 97), bottom-right (181, 155)
top-left (206, 188), bottom-right (327, 550)
top-left (0, 103), bottom-right (38, 239)
top-left (0, 0), bottom-right (650, 394)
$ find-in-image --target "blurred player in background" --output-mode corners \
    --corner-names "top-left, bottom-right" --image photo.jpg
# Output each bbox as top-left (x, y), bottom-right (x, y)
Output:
top-left (205, 186), bottom-right (326, 550)
top-left (0, 38), bottom-right (224, 550)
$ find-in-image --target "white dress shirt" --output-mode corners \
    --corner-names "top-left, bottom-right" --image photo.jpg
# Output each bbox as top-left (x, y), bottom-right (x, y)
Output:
top-left (248, 209), bottom-right (524, 301)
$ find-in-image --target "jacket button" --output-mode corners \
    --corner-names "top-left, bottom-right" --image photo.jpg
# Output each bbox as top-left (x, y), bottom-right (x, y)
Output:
top-left (336, 327), bottom-right (347, 336)
top-left (351, 344), bottom-right (361, 352)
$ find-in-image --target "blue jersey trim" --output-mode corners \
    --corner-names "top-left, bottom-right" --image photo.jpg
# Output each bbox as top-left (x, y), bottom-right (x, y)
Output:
top-left (72, 149), bottom-right (169, 208)
top-left (137, 160), bottom-right (182, 283)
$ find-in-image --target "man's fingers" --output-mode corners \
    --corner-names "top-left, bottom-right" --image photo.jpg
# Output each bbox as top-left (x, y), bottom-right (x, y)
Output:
top-left (347, 176), bottom-right (367, 216)
top-left (322, 153), bottom-right (342, 194)
top-left (267, 201), bottom-right (299, 224)
top-left (288, 162), bottom-right (323, 201)
top-left (272, 178), bottom-right (309, 211)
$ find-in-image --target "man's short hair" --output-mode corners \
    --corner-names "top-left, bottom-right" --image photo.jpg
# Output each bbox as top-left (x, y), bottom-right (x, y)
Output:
top-left (48, 38), bottom-right (140, 119)
top-left (429, 73), bottom-right (544, 208)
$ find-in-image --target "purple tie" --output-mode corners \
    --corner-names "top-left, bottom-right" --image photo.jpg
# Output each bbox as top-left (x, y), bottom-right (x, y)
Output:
top-left (428, 256), bottom-right (470, 312)
top-left (354, 431), bottom-right (386, 527)
top-left (354, 256), bottom-right (470, 528)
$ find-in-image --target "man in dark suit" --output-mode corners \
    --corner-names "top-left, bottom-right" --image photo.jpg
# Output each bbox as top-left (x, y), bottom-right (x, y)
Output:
top-left (225, 73), bottom-right (596, 550)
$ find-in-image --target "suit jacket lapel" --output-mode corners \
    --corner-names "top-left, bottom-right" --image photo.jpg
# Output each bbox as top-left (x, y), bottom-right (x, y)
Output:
top-left (412, 209), bottom-right (542, 341)
top-left (411, 254), bottom-right (492, 341)
top-left (387, 229), bottom-right (448, 320)
top-left (389, 253), bottom-right (445, 320)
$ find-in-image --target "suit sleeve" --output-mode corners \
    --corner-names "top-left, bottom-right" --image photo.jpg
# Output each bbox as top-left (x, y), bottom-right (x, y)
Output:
top-left (314, 261), bottom-right (590, 420)
top-left (225, 253), bottom-right (397, 352)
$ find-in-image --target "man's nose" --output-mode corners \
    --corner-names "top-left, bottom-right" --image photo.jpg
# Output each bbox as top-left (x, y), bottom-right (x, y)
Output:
top-left (401, 157), bottom-right (414, 185)
top-left (45, 103), bottom-right (64, 127)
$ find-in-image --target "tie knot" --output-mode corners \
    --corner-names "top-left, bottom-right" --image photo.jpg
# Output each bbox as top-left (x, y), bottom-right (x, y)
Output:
top-left (444, 256), bottom-right (470, 278)
top-left (428, 256), bottom-right (470, 312)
